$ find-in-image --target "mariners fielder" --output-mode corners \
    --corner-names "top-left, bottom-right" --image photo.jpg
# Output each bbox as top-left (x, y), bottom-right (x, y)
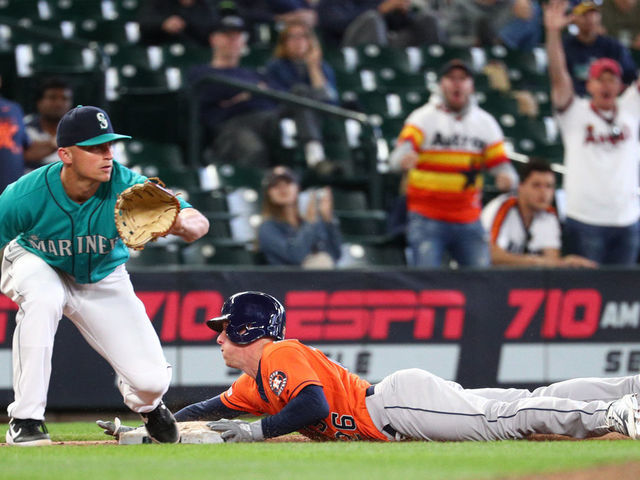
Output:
top-left (0, 105), bottom-right (209, 446)
top-left (164, 291), bottom-right (640, 442)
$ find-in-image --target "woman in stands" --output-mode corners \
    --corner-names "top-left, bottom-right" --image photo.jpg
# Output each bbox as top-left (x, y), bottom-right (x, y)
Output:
top-left (257, 166), bottom-right (342, 268)
top-left (266, 22), bottom-right (339, 173)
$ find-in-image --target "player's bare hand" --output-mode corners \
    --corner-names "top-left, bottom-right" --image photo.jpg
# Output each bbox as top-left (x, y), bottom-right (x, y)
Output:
top-left (560, 254), bottom-right (598, 269)
top-left (162, 15), bottom-right (186, 34)
top-left (543, 0), bottom-right (573, 32)
top-left (400, 150), bottom-right (418, 171)
top-left (317, 187), bottom-right (333, 222)
top-left (495, 172), bottom-right (515, 191)
top-left (305, 190), bottom-right (319, 223)
top-left (207, 419), bottom-right (264, 443)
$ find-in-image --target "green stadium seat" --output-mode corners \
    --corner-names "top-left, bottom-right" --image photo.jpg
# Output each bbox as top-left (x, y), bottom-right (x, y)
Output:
top-left (186, 189), bottom-right (229, 214)
top-left (356, 91), bottom-right (406, 119)
top-left (103, 44), bottom-right (155, 69)
top-left (336, 209), bottom-right (388, 240)
top-left (214, 164), bottom-right (265, 192)
top-left (181, 239), bottom-right (256, 266)
top-left (338, 239), bottom-right (406, 267)
top-left (240, 47), bottom-right (272, 70)
top-left (356, 45), bottom-right (421, 74)
top-left (113, 0), bottom-right (141, 21)
top-left (48, 0), bottom-right (118, 21)
top-left (323, 46), bottom-right (359, 73)
top-left (116, 139), bottom-right (184, 169)
top-left (332, 188), bottom-right (369, 211)
top-left (420, 44), bottom-right (474, 72)
top-left (160, 42), bottom-right (209, 69)
top-left (0, 0), bottom-right (50, 21)
top-left (74, 19), bottom-right (139, 44)
top-left (126, 243), bottom-right (181, 268)
top-left (15, 42), bottom-right (100, 74)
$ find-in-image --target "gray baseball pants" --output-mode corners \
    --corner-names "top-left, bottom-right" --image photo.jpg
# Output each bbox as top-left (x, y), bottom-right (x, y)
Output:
top-left (364, 368), bottom-right (640, 441)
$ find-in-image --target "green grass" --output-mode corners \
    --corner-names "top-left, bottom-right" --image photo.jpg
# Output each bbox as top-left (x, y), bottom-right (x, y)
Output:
top-left (1, 422), bottom-right (639, 480)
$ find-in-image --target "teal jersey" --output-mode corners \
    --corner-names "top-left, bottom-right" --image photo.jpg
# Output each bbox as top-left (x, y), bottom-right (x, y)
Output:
top-left (0, 161), bottom-right (192, 284)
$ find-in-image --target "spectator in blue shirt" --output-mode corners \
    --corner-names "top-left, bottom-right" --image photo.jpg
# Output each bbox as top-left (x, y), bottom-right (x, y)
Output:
top-left (564, 1), bottom-right (637, 96)
top-left (258, 166), bottom-right (342, 267)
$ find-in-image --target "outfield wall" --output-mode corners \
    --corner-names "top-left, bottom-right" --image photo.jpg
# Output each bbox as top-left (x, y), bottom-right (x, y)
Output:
top-left (1, 268), bottom-right (639, 410)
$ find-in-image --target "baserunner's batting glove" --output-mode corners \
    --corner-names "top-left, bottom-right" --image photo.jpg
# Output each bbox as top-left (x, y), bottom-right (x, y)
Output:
top-left (206, 419), bottom-right (264, 443)
top-left (96, 417), bottom-right (136, 439)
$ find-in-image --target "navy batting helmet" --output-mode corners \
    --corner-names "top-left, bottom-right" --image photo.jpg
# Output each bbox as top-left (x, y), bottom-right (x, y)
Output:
top-left (206, 291), bottom-right (285, 344)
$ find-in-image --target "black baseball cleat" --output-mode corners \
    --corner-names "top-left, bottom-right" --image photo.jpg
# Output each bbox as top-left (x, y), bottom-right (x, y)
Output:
top-left (6, 418), bottom-right (52, 446)
top-left (139, 401), bottom-right (180, 443)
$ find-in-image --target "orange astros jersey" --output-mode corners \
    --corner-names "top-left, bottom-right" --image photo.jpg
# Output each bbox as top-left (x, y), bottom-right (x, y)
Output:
top-left (219, 339), bottom-right (387, 441)
top-left (398, 101), bottom-right (508, 223)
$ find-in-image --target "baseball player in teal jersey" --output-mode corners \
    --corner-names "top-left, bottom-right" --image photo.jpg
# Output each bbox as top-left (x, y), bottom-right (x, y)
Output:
top-left (0, 105), bottom-right (209, 446)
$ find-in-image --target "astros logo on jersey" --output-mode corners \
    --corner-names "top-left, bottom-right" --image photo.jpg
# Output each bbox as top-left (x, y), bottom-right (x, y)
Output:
top-left (268, 371), bottom-right (287, 396)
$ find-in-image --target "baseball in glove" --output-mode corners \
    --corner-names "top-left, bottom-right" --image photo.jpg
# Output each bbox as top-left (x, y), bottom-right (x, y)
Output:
top-left (114, 178), bottom-right (181, 250)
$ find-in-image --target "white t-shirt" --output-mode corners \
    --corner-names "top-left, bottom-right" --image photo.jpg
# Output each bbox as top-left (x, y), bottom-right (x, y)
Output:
top-left (481, 193), bottom-right (561, 254)
top-left (555, 86), bottom-right (640, 226)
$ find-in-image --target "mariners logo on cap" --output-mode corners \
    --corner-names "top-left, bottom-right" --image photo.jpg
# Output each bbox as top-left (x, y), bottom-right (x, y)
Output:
top-left (97, 112), bottom-right (108, 129)
top-left (268, 371), bottom-right (287, 396)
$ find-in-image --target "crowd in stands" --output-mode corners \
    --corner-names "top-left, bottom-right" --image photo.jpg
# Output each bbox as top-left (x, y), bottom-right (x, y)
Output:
top-left (1, 0), bottom-right (640, 269)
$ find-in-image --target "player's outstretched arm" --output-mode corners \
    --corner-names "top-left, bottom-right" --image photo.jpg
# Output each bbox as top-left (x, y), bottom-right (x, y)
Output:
top-left (167, 208), bottom-right (209, 243)
top-left (209, 385), bottom-right (330, 443)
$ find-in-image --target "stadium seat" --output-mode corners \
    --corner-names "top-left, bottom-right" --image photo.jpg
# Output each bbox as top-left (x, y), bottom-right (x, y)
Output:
top-left (332, 188), bottom-right (369, 211)
top-left (240, 47), bottom-right (272, 70)
top-left (338, 240), bottom-right (406, 268)
top-left (0, 0), bottom-right (50, 21)
top-left (186, 189), bottom-right (229, 214)
top-left (74, 19), bottom-right (140, 44)
top-left (103, 44), bottom-right (156, 69)
top-left (126, 243), bottom-right (181, 268)
top-left (160, 42), bottom-right (209, 70)
top-left (336, 210), bottom-right (388, 240)
top-left (214, 164), bottom-right (265, 192)
top-left (113, 0), bottom-right (141, 21)
top-left (323, 46), bottom-right (359, 73)
top-left (356, 45), bottom-right (422, 74)
top-left (116, 139), bottom-right (184, 169)
top-left (181, 239), bottom-right (256, 266)
top-left (15, 42), bottom-right (100, 74)
top-left (420, 44), bottom-right (474, 72)
top-left (48, 0), bottom-right (118, 21)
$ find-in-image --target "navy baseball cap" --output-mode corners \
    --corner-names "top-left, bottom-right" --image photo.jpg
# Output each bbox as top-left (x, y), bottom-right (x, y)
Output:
top-left (439, 59), bottom-right (473, 79)
top-left (56, 105), bottom-right (131, 147)
top-left (212, 15), bottom-right (246, 33)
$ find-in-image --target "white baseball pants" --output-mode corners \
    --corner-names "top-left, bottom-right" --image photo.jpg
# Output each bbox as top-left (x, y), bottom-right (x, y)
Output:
top-left (1, 240), bottom-right (171, 420)
top-left (365, 368), bottom-right (640, 441)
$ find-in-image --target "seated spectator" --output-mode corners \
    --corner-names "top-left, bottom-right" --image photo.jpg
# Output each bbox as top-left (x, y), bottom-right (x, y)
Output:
top-left (188, 14), bottom-right (336, 171)
top-left (445, 0), bottom-right (534, 48)
top-left (563, 1), bottom-right (637, 96)
top-left (138, 0), bottom-right (217, 47)
top-left (0, 75), bottom-right (30, 194)
top-left (266, 21), bottom-right (338, 172)
top-left (258, 166), bottom-right (342, 267)
top-left (23, 77), bottom-right (73, 171)
top-left (498, 0), bottom-right (542, 51)
top-left (601, 0), bottom-right (640, 50)
top-left (317, 0), bottom-right (441, 47)
top-left (481, 160), bottom-right (596, 267)
top-left (388, 60), bottom-right (518, 268)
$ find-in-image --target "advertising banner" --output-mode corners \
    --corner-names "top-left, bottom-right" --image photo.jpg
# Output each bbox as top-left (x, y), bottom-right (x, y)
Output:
top-left (0, 268), bottom-right (638, 409)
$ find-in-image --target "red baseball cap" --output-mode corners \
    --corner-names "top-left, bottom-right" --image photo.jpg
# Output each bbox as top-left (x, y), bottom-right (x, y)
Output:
top-left (588, 58), bottom-right (622, 80)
